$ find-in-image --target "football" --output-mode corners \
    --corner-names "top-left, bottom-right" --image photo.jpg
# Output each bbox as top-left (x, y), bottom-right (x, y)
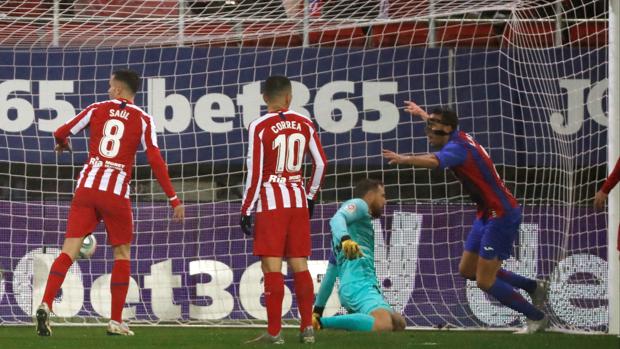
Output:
top-left (78, 234), bottom-right (97, 259)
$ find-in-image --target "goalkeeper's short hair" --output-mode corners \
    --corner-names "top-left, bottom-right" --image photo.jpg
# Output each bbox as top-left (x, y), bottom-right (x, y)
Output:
top-left (353, 178), bottom-right (384, 199)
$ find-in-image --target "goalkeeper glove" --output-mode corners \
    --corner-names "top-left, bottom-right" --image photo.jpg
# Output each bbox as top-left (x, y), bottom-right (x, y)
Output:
top-left (240, 215), bottom-right (253, 236)
top-left (340, 235), bottom-right (363, 259)
top-left (307, 199), bottom-right (315, 218)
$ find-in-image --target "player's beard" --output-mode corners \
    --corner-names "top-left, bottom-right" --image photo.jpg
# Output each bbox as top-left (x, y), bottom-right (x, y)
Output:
top-left (370, 205), bottom-right (383, 218)
top-left (428, 136), bottom-right (442, 150)
top-left (428, 134), bottom-right (450, 150)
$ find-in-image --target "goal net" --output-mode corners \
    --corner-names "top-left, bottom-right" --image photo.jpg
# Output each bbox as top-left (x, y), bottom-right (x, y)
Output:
top-left (0, 0), bottom-right (612, 332)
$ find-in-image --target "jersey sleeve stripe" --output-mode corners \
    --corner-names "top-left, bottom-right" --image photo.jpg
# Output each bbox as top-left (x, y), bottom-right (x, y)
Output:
top-left (69, 107), bottom-right (95, 135)
top-left (241, 122), bottom-right (265, 215)
top-left (306, 127), bottom-right (327, 200)
top-left (140, 114), bottom-right (159, 150)
top-left (147, 116), bottom-right (158, 148)
top-left (140, 118), bottom-right (148, 150)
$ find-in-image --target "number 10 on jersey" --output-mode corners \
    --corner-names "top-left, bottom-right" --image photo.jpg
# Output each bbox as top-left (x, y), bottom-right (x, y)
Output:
top-left (272, 133), bottom-right (306, 173)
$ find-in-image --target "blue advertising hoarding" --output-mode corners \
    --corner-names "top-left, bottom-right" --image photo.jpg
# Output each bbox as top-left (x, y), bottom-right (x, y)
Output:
top-left (0, 47), bottom-right (608, 167)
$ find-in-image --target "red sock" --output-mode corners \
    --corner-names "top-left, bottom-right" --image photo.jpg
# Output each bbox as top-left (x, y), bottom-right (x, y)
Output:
top-left (42, 252), bottom-right (73, 310)
top-left (294, 271), bottom-right (314, 330)
top-left (110, 259), bottom-right (131, 322)
top-left (264, 272), bottom-right (284, 336)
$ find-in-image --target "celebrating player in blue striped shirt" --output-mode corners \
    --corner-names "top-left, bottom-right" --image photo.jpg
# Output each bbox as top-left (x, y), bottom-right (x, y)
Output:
top-left (382, 102), bottom-right (549, 334)
top-left (312, 179), bottom-right (407, 332)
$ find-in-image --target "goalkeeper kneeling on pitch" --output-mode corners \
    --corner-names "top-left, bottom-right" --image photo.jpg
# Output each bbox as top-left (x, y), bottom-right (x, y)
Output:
top-left (311, 179), bottom-right (407, 332)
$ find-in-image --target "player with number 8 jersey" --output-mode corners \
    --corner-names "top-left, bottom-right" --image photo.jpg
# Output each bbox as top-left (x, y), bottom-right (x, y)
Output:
top-left (35, 69), bottom-right (184, 338)
top-left (240, 76), bottom-right (326, 344)
top-left (56, 90), bottom-right (178, 206)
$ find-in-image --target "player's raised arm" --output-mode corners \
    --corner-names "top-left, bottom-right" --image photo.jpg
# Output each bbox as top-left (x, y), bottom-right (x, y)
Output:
top-left (383, 107), bottom-right (465, 169)
top-left (382, 150), bottom-right (439, 169)
top-left (141, 113), bottom-right (184, 222)
top-left (404, 100), bottom-right (430, 121)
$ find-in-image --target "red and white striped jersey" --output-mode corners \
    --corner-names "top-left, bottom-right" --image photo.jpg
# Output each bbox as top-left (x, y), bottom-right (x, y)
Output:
top-left (54, 98), bottom-right (180, 207)
top-left (241, 109), bottom-right (327, 216)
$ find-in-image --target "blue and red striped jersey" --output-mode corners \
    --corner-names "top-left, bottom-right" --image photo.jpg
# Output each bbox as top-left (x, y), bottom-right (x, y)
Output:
top-left (434, 131), bottom-right (518, 218)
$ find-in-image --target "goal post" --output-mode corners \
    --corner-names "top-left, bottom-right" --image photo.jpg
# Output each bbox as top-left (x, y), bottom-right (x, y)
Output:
top-left (0, 0), bottom-right (614, 333)
top-left (607, 0), bottom-right (619, 337)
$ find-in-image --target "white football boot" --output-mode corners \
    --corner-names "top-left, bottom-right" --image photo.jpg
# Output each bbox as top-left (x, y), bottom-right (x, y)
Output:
top-left (107, 320), bottom-right (135, 336)
top-left (244, 332), bottom-right (285, 344)
top-left (299, 326), bottom-right (315, 344)
top-left (514, 315), bottom-right (549, 334)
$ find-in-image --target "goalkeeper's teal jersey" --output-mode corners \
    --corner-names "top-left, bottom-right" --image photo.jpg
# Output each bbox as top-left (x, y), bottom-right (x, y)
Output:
top-left (330, 198), bottom-right (377, 286)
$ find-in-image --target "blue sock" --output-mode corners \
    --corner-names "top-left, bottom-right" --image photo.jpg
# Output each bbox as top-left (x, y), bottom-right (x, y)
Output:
top-left (487, 279), bottom-right (544, 321)
top-left (496, 269), bottom-right (537, 294)
top-left (321, 314), bottom-right (375, 332)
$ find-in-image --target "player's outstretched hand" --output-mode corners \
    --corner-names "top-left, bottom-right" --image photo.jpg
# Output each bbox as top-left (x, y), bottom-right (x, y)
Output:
top-left (404, 101), bottom-right (429, 121)
top-left (594, 190), bottom-right (608, 211)
top-left (240, 215), bottom-right (253, 236)
top-left (341, 237), bottom-right (363, 259)
top-left (173, 204), bottom-right (185, 223)
top-left (382, 149), bottom-right (408, 165)
top-left (54, 141), bottom-right (72, 154)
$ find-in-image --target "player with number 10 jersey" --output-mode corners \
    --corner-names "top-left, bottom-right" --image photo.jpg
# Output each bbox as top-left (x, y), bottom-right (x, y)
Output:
top-left (240, 76), bottom-right (326, 344)
top-left (240, 100), bottom-right (327, 257)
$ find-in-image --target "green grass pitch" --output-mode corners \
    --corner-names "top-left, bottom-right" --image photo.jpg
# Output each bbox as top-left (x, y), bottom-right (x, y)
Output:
top-left (0, 326), bottom-right (618, 349)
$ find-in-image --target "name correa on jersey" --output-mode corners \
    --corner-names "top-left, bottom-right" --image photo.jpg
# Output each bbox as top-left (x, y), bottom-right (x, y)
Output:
top-left (241, 109), bottom-right (327, 216)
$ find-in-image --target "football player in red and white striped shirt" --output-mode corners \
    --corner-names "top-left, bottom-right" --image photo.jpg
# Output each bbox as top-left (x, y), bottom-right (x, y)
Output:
top-left (241, 76), bottom-right (327, 344)
top-left (35, 69), bottom-right (184, 337)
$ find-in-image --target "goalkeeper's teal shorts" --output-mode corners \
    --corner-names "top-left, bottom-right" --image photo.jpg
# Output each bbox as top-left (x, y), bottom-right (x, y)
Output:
top-left (338, 281), bottom-right (393, 315)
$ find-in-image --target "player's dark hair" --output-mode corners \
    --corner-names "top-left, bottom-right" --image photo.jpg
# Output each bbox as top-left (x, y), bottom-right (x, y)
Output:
top-left (263, 75), bottom-right (292, 100)
top-left (429, 107), bottom-right (458, 130)
top-left (112, 69), bottom-right (140, 94)
top-left (353, 178), bottom-right (384, 198)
